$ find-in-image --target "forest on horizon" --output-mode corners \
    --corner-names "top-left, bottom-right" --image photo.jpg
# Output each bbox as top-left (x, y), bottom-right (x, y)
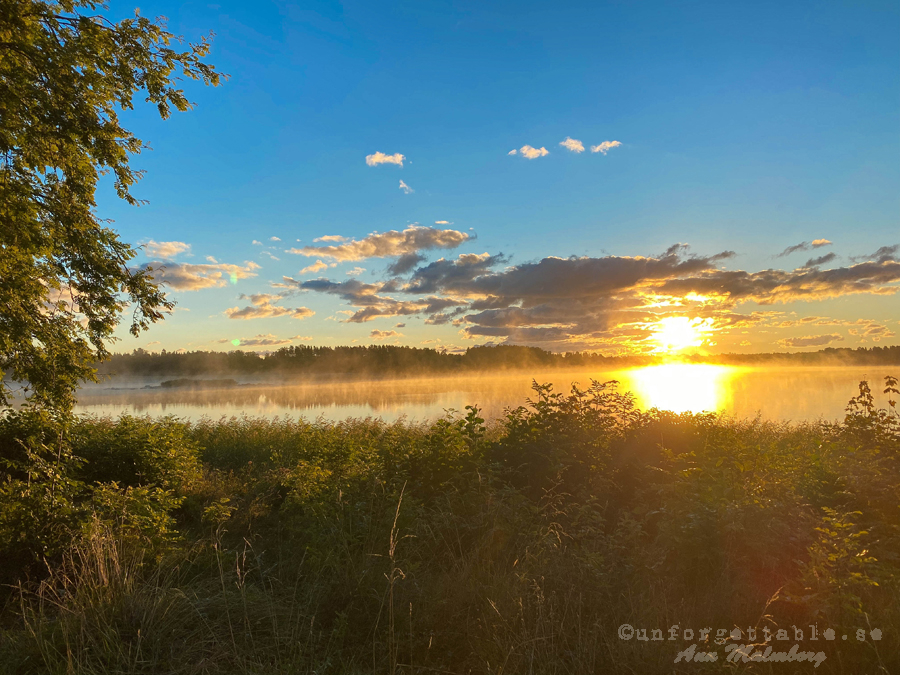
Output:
top-left (94, 343), bottom-right (900, 380)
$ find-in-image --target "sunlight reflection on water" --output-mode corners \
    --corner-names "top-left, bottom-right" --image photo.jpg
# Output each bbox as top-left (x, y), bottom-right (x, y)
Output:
top-left (615, 364), bottom-right (738, 414)
top-left (72, 366), bottom-right (897, 423)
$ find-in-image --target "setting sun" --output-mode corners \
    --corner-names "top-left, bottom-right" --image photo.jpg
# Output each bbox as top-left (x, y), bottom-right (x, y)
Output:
top-left (650, 317), bottom-right (711, 353)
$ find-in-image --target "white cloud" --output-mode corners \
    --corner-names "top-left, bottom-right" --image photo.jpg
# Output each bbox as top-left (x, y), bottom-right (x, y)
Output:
top-left (288, 225), bottom-right (471, 261)
top-left (252, 240), bottom-right (263, 246)
top-left (300, 260), bottom-right (332, 275)
top-left (508, 149), bottom-right (518, 155)
top-left (365, 151), bottom-right (405, 167)
top-left (519, 145), bottom-right (549, 159)
top-left (559, 137), bottom-right (584, 153)
top-left (141, 261), bottom-right (260, 291)
top-left (590, 140), bottom-right (622, 155)
top-left (435, 220), bottom-right (452, 225)
top-left (143, 240), bottom-right (191, 259)
top-left (205, 255), bottom-right (218, 263)
top-left (812, 239), bottom-right (832, 248)
top-left (224, 293), bottom-right (315, 320)
top-left (262, 251), bottom-right (280, 261)
top-left (346, 267), bottom-right (366, 276)
top-left (270, 236), bottom-right (281, 242)
top-left (314, 235), bottom-right (349, 243)
top-left (399, 179), bottom-right (414, 194)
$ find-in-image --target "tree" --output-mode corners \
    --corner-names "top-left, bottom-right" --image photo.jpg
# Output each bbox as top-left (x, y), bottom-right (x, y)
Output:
top-left (0, 0), bottom-right (223, 411)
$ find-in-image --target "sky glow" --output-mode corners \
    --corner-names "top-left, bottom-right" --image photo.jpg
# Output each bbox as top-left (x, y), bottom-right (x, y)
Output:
top-left (101, 0), bottom-right (898, 355)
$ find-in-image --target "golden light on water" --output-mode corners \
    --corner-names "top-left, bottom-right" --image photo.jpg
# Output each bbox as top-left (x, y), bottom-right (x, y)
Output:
top-left (650, 317), bottom-right (713, 353)
top-left (618, 363), bottom-right (736, 414)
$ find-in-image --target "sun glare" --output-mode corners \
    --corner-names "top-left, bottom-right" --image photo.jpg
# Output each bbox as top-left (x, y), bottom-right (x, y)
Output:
top-left (620, 363), bottom-right (736, 414)
top-left (651, 317), bottom-right (710, 353)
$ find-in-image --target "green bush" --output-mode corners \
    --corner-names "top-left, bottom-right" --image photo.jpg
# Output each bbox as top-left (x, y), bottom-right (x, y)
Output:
top-left (1, 378), bottom-right (898, 673)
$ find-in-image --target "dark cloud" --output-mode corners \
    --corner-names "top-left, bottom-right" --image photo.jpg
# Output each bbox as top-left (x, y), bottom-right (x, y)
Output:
top-left (370, 329), bottom-right (401, 340)
top-left (777, 239), bottom-right (832, 258)
top-left (777, 334), bottom-right (845, 348)
top-left (387, 252), bottom-right (426, 275)
top-left (405, 253), bottom-right (507, 294)
top-left (291, 243), bottom-right (900, 351)
top-left (803, 252), bottom-right (837, 268)
top-left (217, 333), bottom-right (300, 347)
top-left (854, 245), bottom-right (898, 264)
top-left (659, 260), bottom-right (900, 305)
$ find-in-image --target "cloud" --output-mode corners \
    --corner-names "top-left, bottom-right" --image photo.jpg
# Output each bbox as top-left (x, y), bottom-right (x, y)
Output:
top-left (395, 323), bottom-right (406, 328)
top-left (141, 261), bottom-right (260, 291)
top-left (346, 267), bottom-right (366, 276)
top-left (518, 145), bottom-right (549, 159)
top-left (777, 242), bottom-right (809, 257)
top-left (252, 240), bottom-right (263, 246)
top-left (370, 329), bottom-right (401, 340)
top-left (365, 152), bottom-right (405, 167)
top-left (143, 240), bottom-right (191, 259)
top-left (146, 341), bottom-right (161, 346)
top-left (281, 276), bottom-right (466, 324)
top-left (314, 235), bottom-right (349, 243)
top-left (858, 245), bottom-right (898, 264)
top-left (386, 252), bottom-right (426, 276)
top-left (590, 141), bottom-right (622, 155)
top-left (777, 334), bottom-right (845, 348)
top-left (218, 333), bottom-right (302, 348)
top-left (300, 260), bottom-right (332, 275)
top-left (435, 220), bottom-right (451, 225)
top-left (270, 236), bottom-right (281, 242)
top-left (292, 241), bottom-right (900, 352)
top-left (508, 149), bottom-right (517, 155)
top-left (559, 137), bottom-right (585, 153)
top-left (224, 293), bottom-right (314, 320)
top-left (777, 239), bottom-right (832, 258)
top-left (658, 260), bottom-right (900, 305)
top-left (804, 252), bottom-right (836, 268)
top-left (262, 251), bottom-right (280, 261)
top-left (288, 225), bottom-right (471, 261)
top-left (399, 179), bottom-right (414, 194)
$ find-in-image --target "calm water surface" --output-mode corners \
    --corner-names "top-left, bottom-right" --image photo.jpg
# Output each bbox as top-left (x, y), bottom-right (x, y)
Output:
top-left (73, 365), bottom-right (900, 423)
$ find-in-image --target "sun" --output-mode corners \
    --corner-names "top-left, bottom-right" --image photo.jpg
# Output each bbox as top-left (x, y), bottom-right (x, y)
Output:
top-left (651, 317), bottom-right (710, 353)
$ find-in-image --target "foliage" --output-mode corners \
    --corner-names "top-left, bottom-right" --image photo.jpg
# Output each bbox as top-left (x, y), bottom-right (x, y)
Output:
top-left (1, 378), bottom-right (899, 673)
top-left (0, 0), bottom-right (223, 410)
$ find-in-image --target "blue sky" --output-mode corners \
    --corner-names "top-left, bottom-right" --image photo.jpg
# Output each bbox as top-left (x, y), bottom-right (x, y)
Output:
top-left (100, 0), bottom-right (900, 354)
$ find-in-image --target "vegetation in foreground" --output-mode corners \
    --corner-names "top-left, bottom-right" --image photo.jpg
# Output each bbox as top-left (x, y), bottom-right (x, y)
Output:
top-left (1, 379), bottom-right (898, 674)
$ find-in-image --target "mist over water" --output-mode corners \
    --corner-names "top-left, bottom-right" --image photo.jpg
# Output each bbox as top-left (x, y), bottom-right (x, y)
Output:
top-left (73, 365), bottom-right (899, 423)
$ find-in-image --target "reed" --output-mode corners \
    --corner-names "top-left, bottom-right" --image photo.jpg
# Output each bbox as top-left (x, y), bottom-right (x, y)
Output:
top-left (1, 379), bottom-right (897, 673)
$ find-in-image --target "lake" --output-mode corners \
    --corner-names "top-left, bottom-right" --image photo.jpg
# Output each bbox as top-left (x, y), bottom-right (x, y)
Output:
top-left (73, 365), bottom-right (900, 423)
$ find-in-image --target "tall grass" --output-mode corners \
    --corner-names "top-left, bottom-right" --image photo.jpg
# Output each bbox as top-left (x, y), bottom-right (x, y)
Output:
top-left (1, 379), bottom-right (898, 673)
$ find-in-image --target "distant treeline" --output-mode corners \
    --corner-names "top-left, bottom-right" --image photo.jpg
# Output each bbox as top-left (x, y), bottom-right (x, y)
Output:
top-left (95, 343), bottom-right (900, 379)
